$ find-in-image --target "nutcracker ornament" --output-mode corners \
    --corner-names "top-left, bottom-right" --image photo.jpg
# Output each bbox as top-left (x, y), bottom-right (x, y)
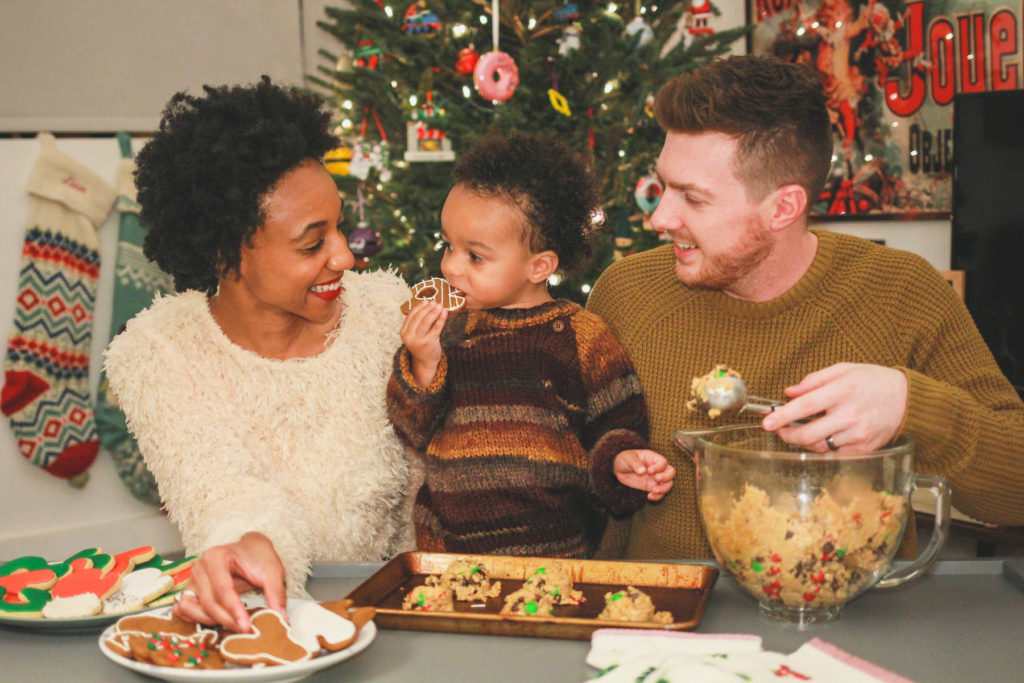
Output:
top-left (688, 0), bottom-right (715, 36)
top-left (353, 39), bottom-right (381, 69)
top-left (613, 207), bottom-right (635, 260)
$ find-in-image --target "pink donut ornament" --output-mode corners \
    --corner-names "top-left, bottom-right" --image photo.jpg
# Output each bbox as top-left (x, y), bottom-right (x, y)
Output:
top-left (473, 51), bottom-right (519, 102)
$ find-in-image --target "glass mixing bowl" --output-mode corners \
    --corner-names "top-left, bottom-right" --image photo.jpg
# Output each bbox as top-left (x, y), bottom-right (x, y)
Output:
top-left (678, 429), bottom-right (950, 625)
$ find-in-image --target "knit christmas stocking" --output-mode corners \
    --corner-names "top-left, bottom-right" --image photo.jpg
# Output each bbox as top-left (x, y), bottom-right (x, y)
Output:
top-left (95, 132), bottom-right (171, 505)
top-left (1, 133), bottom-right (116, 486)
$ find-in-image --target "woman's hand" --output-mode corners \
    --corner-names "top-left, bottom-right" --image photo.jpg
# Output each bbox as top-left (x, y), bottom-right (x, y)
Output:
top-left (613, 449), bottom-right (677, 501)
top-left (172, 532), bottom-right (287, 632)
top-left (762, 363), bottom-right (908, 453)
top-left (400, 302), bottom-right (447, 387)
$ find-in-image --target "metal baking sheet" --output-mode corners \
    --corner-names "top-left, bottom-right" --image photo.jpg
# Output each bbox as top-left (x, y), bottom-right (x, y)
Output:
top-left (344, 552), bottom-right (718, 640)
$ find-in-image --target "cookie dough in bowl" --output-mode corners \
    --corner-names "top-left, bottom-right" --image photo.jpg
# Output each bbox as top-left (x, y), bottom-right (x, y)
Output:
top-left (690, 430), bottom-right (949, 625)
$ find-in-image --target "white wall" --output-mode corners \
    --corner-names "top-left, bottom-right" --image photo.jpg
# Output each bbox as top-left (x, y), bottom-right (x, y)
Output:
top-left (0, 0), bottom-right (343, 132)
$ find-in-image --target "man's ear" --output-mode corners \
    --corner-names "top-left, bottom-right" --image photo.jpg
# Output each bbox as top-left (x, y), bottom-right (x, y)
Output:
top-left (528, 250), bottom-right (559, 283)
top-left (767, 184), bottom-right (808, 231)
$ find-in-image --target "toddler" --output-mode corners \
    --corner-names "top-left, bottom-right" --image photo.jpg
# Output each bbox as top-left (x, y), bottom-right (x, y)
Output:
top-left (386, 131), bottom-right (674, 558)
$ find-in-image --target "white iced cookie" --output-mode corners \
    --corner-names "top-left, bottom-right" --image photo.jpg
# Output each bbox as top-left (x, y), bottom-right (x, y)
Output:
top-left (289, 601), bottom-right (357, 652)
top-left (101, 567), bottom-right (174, 614)
top-left (43, 593), bottom-right (102, 619)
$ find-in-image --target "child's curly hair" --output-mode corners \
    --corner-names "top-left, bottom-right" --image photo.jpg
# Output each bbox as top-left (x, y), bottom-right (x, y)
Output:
top-left (452, 131), bottom-right (600, 273)
top-left (135, 76), bottom-right (339, 294)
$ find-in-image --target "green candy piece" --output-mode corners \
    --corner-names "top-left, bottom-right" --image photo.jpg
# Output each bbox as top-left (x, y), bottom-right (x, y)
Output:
top-left (751, 561), bottom-right (763, 572)
top-left (610, 592), bottom-right (624, 602)
top-left (525, 601), bottom-right (539, 615)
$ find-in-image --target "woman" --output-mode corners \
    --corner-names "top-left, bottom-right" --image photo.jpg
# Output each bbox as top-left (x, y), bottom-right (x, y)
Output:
top-left (104, 77), bottom-right (412, 632)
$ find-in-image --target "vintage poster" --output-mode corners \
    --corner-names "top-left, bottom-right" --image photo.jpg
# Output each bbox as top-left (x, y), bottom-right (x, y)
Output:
top-left (750, 0), bottom-right (1022, 217)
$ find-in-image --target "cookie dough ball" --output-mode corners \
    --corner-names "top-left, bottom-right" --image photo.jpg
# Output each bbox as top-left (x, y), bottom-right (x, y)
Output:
top-left (437, 559), bottom-right (501, 602)
top-left (401, 583), bottom-right (454, 612)
top-left (499, 586), bottom-right (556, 617)
top-left (686, 363), bottom-right (742, 418)
top-left (523, 565), bottom-right (584, 605)
top-left (598, 586), bottom-right (672, 624)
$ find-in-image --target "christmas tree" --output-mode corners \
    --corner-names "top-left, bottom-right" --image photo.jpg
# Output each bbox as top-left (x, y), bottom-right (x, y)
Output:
top-left (310, 0), bottom-right (750, 303)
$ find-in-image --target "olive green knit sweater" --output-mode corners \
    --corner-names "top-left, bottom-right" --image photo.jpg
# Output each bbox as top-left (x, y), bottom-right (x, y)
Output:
top-left (588, 230), bottom-right (1024, 560)
top-left (387, 299), bottom-right (651, 558)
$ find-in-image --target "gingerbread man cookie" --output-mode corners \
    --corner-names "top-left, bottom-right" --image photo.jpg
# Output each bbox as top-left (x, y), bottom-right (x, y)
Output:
top-left (219, 608), bottom-right (318, 666)
top-left (400, 277), bottom-right (465, 314)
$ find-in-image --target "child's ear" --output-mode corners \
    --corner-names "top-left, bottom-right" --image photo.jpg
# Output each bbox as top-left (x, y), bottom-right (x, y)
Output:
top-left (528, 250), bottom-right (559, 283)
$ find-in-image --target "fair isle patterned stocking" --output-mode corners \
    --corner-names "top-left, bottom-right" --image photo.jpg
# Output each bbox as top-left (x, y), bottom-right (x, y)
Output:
top-left (1, 133), bottom-right (115, 486)
top-left (95, 133), bottom-right (170, 504)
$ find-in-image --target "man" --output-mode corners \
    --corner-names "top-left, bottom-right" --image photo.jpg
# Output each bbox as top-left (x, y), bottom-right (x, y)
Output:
top-left (588, 55), bottom-right (1024, 559)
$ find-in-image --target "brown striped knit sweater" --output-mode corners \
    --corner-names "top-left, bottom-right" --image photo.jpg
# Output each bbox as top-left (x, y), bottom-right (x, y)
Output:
top-left (386, 299), bottom-right (651, 558)
top-left (588, 229), bottom-right (1024, 560)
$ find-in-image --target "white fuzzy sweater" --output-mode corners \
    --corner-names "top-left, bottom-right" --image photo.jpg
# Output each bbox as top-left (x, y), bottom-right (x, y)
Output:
top-left (104, 269), bottom-right (413, 594)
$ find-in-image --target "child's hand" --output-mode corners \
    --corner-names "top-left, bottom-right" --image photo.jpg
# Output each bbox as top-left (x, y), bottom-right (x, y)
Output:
top-left (401, 301), bottom-right (448, 386)
top-left (613, 449), bottom-right (676, 501)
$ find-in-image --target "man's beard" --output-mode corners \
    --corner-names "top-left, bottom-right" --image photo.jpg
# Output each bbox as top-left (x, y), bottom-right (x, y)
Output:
top-left (676, 220), bottom-right (773, 292)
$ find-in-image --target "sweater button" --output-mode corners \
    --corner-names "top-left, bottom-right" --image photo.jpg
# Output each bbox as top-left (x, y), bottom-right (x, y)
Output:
top-left (552, 320), bottom-right (565, 332)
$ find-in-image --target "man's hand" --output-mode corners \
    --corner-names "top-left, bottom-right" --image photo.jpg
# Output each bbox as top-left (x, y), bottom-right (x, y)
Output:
top-left (762, 363), bottom-right (908, 453)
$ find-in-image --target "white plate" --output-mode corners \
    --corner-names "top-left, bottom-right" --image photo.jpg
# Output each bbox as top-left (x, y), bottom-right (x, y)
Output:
top-left (97, 600), bottom-right (376, 683)
top-left (0, 604), bottom-right (158, 633)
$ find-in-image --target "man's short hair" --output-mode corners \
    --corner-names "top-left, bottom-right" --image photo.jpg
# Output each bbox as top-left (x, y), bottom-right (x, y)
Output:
top-left (654, 55), bottom-right (832, 205)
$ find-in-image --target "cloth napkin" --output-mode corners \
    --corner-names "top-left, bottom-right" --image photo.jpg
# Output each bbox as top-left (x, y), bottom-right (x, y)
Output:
top-left (586, 628), bottom-right (915, 682)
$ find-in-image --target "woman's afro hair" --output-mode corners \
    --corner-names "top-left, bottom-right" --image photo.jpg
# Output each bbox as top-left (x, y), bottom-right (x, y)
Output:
top-left (135, 76), bottom-right (339, 294)
top-left (452, 131), bottom-right (600, 273)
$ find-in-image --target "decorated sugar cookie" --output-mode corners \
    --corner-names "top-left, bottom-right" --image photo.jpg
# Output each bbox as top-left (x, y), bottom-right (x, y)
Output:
top-left (42, 592), bottom-right (102, 619)
top-left (0, 584), bottom-right (52, 618)
top-left (101, 567), bottom-right (175, 614)
top-left (0, 555), bottom-right (67, 613)
top-left (288, 601), bottom-right (357, 652)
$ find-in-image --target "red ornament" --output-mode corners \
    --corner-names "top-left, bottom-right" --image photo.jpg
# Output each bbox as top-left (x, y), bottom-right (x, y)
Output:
top-left (455, 46), bottom-right (479, 75)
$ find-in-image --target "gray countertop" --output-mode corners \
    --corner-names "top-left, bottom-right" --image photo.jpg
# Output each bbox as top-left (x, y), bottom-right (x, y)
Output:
top-left (3, 559), bottom-right (1022, 682)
